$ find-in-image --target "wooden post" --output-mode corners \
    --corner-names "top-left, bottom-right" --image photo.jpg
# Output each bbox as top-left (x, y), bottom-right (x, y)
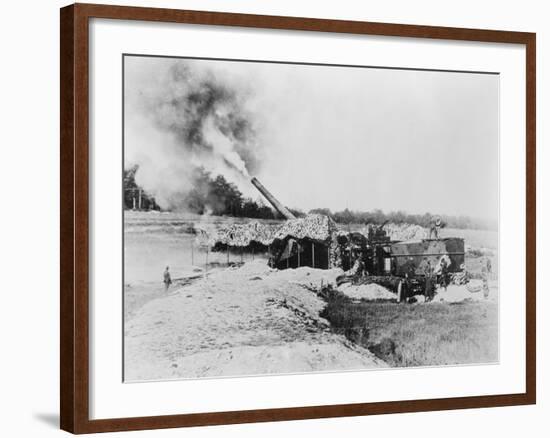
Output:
top-left (138, 189), bottom-right (142, 210)
top-left (312, 243), bottom-right (315, 269)
top-left (132, 196), bottom-right (136, 210)
top-left (297, 243), bottom-right (301, 267)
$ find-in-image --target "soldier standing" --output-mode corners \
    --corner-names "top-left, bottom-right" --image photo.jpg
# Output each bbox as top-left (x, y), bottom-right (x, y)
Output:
top-left (424, 261), bottom-right (434, 301)
top-left (163, 266), bottom-right (172, 292)
top-left (429, 216), bottom-right (442, 239)
top-left (439, 258), bottom-right (449, 291)
top-left (482, 258), bottom-right (490, 299)
top-left (399, 273), bottom-right (412, 303)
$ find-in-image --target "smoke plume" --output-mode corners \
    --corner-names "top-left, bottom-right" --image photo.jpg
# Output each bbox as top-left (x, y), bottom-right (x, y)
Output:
top-left (125, 58), bottom-right (260, 210)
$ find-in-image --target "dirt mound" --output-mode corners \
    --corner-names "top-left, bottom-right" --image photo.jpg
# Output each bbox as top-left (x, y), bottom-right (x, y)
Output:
top-left (124, 261), bottom-right (384, 380)
top-left (338, 283), bottom-right (397, 301)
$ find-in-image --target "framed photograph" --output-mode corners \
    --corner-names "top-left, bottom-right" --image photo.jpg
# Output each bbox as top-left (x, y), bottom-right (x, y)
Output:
top-left (60, 3), bottom-right (536, 434)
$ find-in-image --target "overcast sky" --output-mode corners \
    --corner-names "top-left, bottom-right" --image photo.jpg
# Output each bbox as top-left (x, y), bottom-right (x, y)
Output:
top-left (125, 56), bottom-right (499, 222)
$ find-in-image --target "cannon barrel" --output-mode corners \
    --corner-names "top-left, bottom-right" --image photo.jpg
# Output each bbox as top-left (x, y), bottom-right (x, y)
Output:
top-left (250, 177), bottom-right (296, 220)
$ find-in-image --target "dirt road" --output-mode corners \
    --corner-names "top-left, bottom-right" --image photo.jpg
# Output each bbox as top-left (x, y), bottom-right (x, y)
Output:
top-left (124, 261), bottom-right (385, 381)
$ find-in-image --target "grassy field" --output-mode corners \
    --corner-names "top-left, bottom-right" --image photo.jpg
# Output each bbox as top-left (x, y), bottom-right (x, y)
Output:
top-left (320, 288), bottom-right (498, 367)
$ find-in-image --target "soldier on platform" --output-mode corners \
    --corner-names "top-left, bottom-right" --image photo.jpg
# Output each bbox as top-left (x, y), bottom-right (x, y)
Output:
top-left (428, 216), bottom-right (443, 239)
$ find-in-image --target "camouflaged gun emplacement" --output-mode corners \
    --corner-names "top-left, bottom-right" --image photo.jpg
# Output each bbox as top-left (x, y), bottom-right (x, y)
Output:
top-left (248, 176), bottom-right (464, 297)
top-left (332, 220), bottom-right (464, 273)
top-left (390, 238), bottom-right (465, 277)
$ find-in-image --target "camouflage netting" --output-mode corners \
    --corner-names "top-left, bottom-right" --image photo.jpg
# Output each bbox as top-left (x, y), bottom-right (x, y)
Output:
top-left (269, 215), bottom-right (339, 269)
top-left (272, 214), bottom-right (337, 243)
top-left (200, 214), bottom-right (338, 249)
top-left (197, 221), bottom-right (275, 247)
top-left (360, 223), bottom-right (427, 241)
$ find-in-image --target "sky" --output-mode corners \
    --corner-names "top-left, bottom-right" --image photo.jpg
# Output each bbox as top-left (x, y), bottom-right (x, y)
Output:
top-left (124, 55), bottom-right (499, 222)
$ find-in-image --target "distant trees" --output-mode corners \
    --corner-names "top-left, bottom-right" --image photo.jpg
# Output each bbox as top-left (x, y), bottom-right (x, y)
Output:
top-left (308, 207), bottom-right (496, 230)
top-left (200, 173), bottom-right (245, 216)
top-left (186, 170), bottom-right (279, 218)
top-left (123, 165), bottom-right (160, 210)
top-left (309, 208), bottom-right (333, 217)
top-left (288, 208), bottom-right (306, 218)
top-left (124, 165), bottom-right (494, 230)
top-left (241, 199), bottom-right (277, 219)
top-left (123, 166), bottom-right (280, 219)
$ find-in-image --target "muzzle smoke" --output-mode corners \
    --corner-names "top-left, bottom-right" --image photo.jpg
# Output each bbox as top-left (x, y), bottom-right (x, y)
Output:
top-left (125, 59), bottom-right (259, 210)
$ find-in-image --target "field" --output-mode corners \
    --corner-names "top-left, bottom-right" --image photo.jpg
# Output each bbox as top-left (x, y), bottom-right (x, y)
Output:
top-left (321, 288), bottom-right (498, 367)
top-left (124, 211), bottom-right (499, 380)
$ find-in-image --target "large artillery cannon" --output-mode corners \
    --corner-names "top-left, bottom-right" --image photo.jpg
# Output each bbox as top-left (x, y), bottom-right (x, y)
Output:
top-left (247, 176), bottom-right (465, 296)
top-left (250, 177), bottom-right (296, 220)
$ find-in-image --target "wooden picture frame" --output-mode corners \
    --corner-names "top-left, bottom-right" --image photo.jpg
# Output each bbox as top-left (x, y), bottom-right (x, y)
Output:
top-left (60, 2), bottom-right (536, 434)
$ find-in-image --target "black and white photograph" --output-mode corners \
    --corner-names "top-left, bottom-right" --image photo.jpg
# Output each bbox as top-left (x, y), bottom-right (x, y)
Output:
top-left (0, 0), bottom-right (543, 435)
top-left (123, 54), bottom-right (499, 382)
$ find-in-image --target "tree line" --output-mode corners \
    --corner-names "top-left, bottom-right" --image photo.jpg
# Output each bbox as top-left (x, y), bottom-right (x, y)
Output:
top-left (309, 208), bottom-right (496, 230)
top-left (123, 166), bottom-right (160, 211)
top-left (123, 166), bottom-right (303, 219)
top-left (124, 166), bottom-right (495, 230)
